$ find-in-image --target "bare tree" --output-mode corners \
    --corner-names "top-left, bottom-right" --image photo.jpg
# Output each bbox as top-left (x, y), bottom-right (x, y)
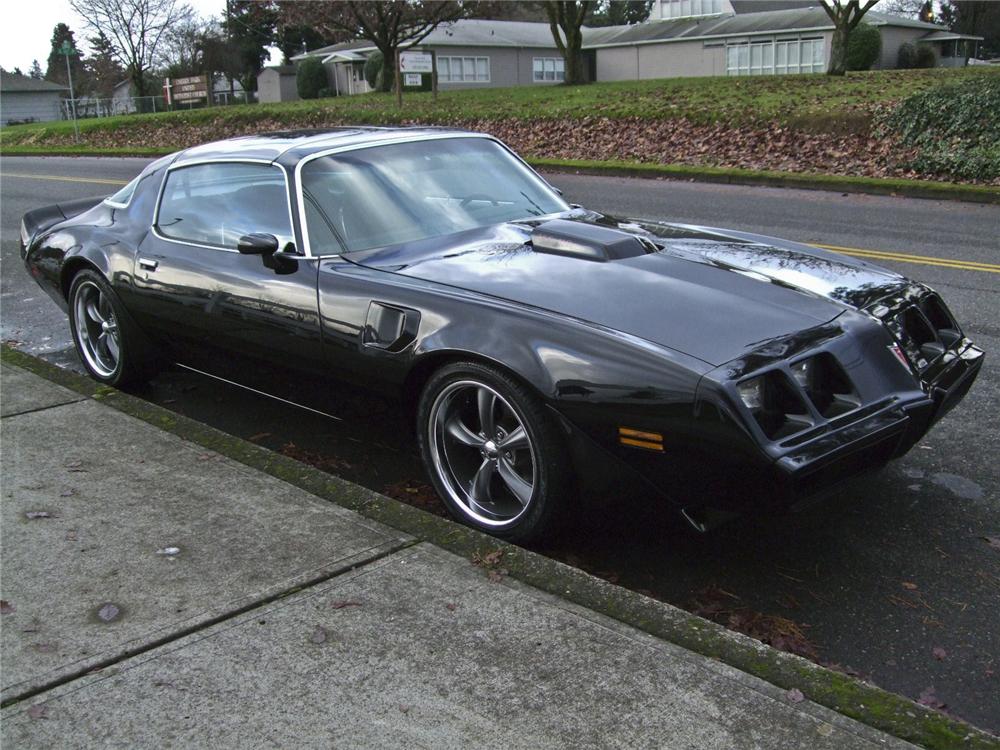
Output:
top-left (544, 1), bottom-right (595, 85)
top-left (70, 0), bottom-right (192, 97)
top-left (277, 1), bottom-right (472, 93)
top-left (820, 0), bottom-right (880, 75)
top-left (876, 0), bottom-right (925, 18)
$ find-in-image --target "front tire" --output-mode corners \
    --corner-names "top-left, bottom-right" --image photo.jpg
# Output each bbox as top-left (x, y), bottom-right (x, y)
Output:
top-left (417, 361), bottom-right (571, 543)
top-left (68, 269), bottom-right (158, 387)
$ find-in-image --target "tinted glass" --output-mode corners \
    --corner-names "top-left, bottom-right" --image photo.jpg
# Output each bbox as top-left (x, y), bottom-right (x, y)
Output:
top-left (106, 176), bottom-right (140, 206)
top-left (301, 138), bottom-right (568, 254)
top-left (157, 163), bottom-right (292, 249)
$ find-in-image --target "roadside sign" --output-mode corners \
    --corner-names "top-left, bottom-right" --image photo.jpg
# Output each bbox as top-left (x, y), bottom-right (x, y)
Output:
top-left (399, 51), bottom-right (433, 74)
top-left (171, 74), bottom-right (210, 102)
top-left (403, 73), bottom-right (422, 87)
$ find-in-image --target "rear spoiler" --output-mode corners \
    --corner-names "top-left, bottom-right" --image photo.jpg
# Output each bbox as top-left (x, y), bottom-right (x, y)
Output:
top-left (20, 196), bottom-right (105, 256)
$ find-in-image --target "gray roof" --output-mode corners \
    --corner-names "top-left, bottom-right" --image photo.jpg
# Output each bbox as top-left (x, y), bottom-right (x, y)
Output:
top-left (296, 19), bottom-right (561, 61)
top-left (583, 7), bottom-right (947, 48)
top-left (1, 71), bottom-right (68, 93)
top-left (260, 65), bottom-right (297, 75)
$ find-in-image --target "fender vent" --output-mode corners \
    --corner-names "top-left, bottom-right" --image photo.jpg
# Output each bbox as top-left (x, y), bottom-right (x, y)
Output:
top-left (530, 219), bottom-right (649, 262)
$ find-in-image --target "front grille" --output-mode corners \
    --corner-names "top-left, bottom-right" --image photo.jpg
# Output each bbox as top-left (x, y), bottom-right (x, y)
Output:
top-left (885, 293), bottom-right (958, 372)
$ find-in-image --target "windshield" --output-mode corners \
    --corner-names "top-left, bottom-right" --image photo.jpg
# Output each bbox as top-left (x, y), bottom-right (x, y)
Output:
top-left (300, 137), bottom-right (568, 254)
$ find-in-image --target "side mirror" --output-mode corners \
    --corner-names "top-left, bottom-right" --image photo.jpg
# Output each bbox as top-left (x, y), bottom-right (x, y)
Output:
top-left (237, 233), bottom-right (279, 255)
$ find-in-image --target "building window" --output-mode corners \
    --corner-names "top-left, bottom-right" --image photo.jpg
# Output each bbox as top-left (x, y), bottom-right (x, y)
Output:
top-left (437, 56), bottom-right (490, 83)
top-left (727, 36), bottom-right (825, 76)
top-left (661, 0), bottom-right (723, 19)
top-left (532, 57), bottom-right (565, 82)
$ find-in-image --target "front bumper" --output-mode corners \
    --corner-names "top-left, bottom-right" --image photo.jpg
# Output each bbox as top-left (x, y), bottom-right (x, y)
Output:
top-left (775, 340), bottom-right (983, 507)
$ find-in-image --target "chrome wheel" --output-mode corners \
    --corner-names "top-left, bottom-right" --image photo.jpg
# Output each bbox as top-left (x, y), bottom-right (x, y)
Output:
top-left (73, 280), bottom-right (120, 378)
top-left (427, 380), bottom-right (538, 527)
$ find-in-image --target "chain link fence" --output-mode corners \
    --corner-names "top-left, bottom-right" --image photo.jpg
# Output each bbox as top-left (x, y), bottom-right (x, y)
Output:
top-left (60, 90), bottom-right (256, 120)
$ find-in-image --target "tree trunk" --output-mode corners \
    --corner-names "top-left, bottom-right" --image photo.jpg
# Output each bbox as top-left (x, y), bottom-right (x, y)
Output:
top-left (132, 66), bottom-right (148, 98)
top-left (828, 25), bottom-right (849, 75)
top-left (564, 29), bottom-right (586, 84)
top-left (379, 46), bottom-right (396, 93)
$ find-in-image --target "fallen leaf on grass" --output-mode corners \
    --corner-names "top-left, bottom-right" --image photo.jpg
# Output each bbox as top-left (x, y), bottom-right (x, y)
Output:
top-left (786, 688), bottom-right (805, 703)
top-left (248, 432), bottom-right (272, 442)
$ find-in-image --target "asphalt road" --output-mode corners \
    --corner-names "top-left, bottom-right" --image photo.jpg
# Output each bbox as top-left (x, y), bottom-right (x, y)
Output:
top-left (3, 156), bottom-right (999, 732)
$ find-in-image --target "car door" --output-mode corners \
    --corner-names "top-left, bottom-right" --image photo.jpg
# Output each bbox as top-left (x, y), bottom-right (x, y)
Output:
top-left (129, 160), bottom-right (322, 369)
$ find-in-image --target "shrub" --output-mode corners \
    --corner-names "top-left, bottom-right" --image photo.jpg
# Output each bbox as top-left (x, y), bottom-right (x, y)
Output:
top-left (897, 42), bottom-right (917, 69)
top-left (881, 75), bottom-right (1000, 180)
top-left (296, 58), bottom-right (327, 100)
top-left (846, 23), bottom-right (882, 71)
top-left (914, 45), bottom-right (937, 68)
top-left (364, 51), bottom-right (383, 90)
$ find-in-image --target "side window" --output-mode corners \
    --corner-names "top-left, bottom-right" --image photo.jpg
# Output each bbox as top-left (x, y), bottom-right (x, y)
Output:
top-left (156, 163), bottom-right (293, 250)
top-left (106, 175), bottom-right (140, 207)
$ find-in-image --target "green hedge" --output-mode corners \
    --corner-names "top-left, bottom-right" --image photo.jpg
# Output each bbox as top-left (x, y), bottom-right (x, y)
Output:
top-left (882, 75), bottom-right (1000, 180)
top-left (297, 58), bottom-right (328, 100)
top-left (847, 23), bottom-right (882, 71)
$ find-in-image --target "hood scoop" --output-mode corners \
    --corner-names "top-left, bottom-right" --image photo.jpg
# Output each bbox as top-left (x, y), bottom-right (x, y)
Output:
top-left (530, 219), bottom-right (649, 262)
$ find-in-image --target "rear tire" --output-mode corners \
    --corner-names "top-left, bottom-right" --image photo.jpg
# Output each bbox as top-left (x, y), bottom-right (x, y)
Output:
top-left (417, 361), bottom-right (571, 543)
top-left (68, 269), bottom-right (159, 387)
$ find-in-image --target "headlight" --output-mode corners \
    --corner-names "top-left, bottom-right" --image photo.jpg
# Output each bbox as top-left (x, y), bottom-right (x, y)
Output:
top-left (790, 359), bottom-right (813, 389)
top-left (737, 377), bottom-right (764, 411)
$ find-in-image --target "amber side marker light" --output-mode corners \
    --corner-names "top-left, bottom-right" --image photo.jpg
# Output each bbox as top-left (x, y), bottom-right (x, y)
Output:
top-left (618, 427), bottom-right (664, 452)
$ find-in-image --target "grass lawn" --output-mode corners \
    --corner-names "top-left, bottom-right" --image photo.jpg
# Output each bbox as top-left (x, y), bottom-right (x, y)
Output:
top-left (2, 67), bottom-right (997, 149)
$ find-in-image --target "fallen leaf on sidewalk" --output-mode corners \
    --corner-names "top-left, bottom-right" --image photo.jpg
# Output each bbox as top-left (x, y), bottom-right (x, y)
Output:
top-left (446, 603), bottom-right (458, 612)
top-left (932, 646), bottom-right (947, 661)
top-left (330, 600), bottom-right (362, 610)
top-left (65, 530), bottom-right (78, 541)
top-left (25, 511), bottom-right (52, 520)
top-left (26, 705), bottom-right (48, 720)
top-left (786, 688), bottom-right (805, 703)
top-left (0, 600), bottom-right (14, 615)
top-left (309, 626), bottom-right (328, 644)
top-left (97, 603), bottom-right (120, 622)
top-left (155, 547), bottom-right (181, 557)
top-left (59, 489), bottom-right (76, 497)
top-left (32, 643), bottom-right (57, 654)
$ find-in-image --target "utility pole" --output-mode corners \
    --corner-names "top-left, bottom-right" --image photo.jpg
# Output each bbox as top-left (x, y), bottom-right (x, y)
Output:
top-left (59, 39), bottom-right (80, 142)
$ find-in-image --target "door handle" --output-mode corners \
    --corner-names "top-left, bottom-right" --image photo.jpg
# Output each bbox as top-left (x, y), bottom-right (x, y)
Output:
top-left (138, 258), bottom-right (159, 271)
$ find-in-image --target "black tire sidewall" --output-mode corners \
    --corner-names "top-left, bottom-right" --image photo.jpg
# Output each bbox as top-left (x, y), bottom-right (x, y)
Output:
top-left (417, 361), bottom-right (568, 543)
top-left (68, 270), bottom-right (134, 386)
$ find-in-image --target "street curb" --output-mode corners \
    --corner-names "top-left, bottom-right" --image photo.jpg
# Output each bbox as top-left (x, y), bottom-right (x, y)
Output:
top-left (3, 345), bottom-right (997, 749)
top-left (530, 158), bottom-right (1000, 205)
top-left (3, 148), bottom-right (998, 205)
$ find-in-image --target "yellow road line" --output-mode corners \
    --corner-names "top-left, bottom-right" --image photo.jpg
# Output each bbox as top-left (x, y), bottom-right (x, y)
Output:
top-left (815, 243), bottom-right (1000, 275)
top-left (0, 173), bottom-right (128, 186)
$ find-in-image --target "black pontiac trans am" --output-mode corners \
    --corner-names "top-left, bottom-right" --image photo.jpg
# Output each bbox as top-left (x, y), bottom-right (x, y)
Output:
top-left (20, 128), bottom-right (983, 542)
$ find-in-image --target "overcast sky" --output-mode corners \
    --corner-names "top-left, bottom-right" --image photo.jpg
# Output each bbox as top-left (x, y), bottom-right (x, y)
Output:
top-left (1, 0), bottom-right (280, 74)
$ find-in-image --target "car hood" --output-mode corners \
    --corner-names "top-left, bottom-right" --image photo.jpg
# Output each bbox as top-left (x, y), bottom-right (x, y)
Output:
top-left (351, 213), bottom-right (906, 366)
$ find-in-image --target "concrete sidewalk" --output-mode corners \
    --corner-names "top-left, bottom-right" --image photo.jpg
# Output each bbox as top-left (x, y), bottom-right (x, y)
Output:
top-left (0, 357), bottom-right (987, 749)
